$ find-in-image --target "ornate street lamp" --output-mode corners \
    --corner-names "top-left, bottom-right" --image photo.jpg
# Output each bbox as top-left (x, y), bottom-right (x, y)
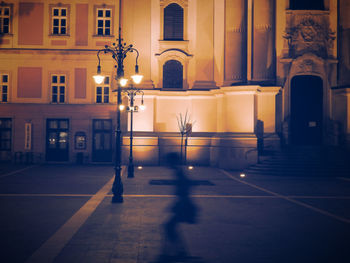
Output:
top-left (119, 84), bottom-right (145, 178)
top-left (93, 27), bottom-right (143, 203)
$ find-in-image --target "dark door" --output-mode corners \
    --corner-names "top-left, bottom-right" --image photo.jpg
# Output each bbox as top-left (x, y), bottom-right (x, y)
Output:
top-left (291, 75), bottom-right (323, 145)
top-left (163, 60), bottom-right (183, 90)
top-left (46, 119), bottom-right (69, 161)
top-left (92, 119), bottom-right (112, 162)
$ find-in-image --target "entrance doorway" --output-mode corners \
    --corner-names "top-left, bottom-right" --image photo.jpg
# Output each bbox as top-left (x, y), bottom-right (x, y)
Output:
top-left (46, 119), bottom-right (69, 161)
top-left (290, 75), bottom-right (323, 145)
top-left (92, 119), bottom-right (112, 162)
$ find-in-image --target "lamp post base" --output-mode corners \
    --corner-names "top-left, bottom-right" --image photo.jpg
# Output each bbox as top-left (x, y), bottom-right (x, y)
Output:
top-left (111, 195), bottom-right (124, 203)
top-left (111, 166), bottom-right (124, 203)
top-left (128, 163), bottom-right (134, 178)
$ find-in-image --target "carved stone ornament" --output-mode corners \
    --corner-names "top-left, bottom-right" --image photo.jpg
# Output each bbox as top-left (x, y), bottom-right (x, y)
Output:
top-left (160, 0), bottom-right (188, 7)
top-left (298, 59), bottom-right (314, 72)
top-left (284, 13), bottom-right (335, 59)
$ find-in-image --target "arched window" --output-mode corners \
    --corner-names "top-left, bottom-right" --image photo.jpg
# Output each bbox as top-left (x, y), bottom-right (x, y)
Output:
top-left (163, 60), bottom-right (183, 89)
top-left (164, 3), bottom-right (183, 40)
top-left (289, 0), bottom-right (324, 10)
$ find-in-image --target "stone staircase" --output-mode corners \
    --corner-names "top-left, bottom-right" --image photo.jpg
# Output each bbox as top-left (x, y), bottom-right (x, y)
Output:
top-left (243, 146), bottom-right (350, 177)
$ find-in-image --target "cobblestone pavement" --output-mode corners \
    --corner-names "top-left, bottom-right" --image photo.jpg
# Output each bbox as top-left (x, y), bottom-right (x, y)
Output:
top-left (0, 164), bottom-right (349, 263)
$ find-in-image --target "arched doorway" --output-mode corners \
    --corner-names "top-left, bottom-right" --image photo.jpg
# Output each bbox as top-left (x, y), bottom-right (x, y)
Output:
top-left (290, 75), bottom-right (323, 145)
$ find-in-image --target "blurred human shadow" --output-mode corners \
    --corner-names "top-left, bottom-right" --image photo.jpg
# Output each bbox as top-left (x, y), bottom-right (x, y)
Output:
top-left (154, 152), bottom-right (202, 263)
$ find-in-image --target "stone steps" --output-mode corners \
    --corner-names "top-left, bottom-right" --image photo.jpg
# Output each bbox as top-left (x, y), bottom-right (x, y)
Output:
top-left (244, 146), bottom-right (350, 177)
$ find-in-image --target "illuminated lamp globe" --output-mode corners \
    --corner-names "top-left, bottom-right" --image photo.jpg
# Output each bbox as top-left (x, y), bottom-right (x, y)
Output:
top-left (139, 104), bottom-right (146, 111)
top-left (119, 78), bottom-right (128, 87)
top-left (93, 75), bottom-right (105, 84)
top-left (131, 74), bottom-right (143, 84)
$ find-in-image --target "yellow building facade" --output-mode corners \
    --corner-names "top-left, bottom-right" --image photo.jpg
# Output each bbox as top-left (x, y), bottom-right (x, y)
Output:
top-left (0, 0), bottom-right (349, 169)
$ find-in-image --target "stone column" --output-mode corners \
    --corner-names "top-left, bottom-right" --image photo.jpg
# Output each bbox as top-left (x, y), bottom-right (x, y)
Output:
top-left (257, 87), bottom-right (280, 133)
top-left (333, 88), bottom-right (350, 146)
top-left (339, 0), bottom-right (350, 85)
top-left (252, 0), bottom-right (275, 82)
top-left (257, 86), bottom-right (281, 150)
top-left (210, 86), bottom-right (259, 170)
top-left (224, 0), bottom-right (247, 85)
top-left (222, 86), bottom-right (257, 133)
top-left (192, 0), bottom-right (216, 90)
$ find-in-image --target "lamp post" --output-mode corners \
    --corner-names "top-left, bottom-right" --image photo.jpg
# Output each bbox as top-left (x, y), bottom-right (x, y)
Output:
top-left (120, 85), bottom-right (145, 178)
top-left (93, 30), bottom-right (143, 203)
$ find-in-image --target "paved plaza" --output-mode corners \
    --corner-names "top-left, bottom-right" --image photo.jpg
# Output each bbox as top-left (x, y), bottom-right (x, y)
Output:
top-left (0, 164), bottom-right (349, 263)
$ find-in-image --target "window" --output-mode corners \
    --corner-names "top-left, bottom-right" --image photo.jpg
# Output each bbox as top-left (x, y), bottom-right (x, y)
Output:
top-left (0, 118), bottom-right (11, 151)
top-left (0, 74), bottom-right (8, 102)
top-left (51, 75), bottom-right (66, 103)
top-left (163, 60), bottom-right (183, 89)
top-left (0, 5), bottom-right (10, 34)
top-left (52, 7), bottom-right (67, 35)
top-left (164, 3), bottom-right (183, 40)
top-left (96, 76), bottom-right (110, 103)
top-left (290, 0), bottom-right (325, 10)
top-left (96, 8), bottom-right (111, 36)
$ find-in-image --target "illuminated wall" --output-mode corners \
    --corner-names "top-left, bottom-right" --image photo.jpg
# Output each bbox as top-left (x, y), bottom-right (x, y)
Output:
top-left (0, 0), bottom-right (349, 167)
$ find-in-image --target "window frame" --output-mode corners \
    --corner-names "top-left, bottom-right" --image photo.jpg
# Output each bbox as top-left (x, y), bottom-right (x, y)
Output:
top-left (0, 73), bottom-right (9, 102)
top-left (156, 49), bottom-right (191, 90)
top-left (163, 3), bottom-right (184, 40)
top-left (160, 0), bottom-right (188, 41)
top-left (95, 76), bottom-right (111, 104)
top-left (95, 7), bottom-right (113, 37)
top-left (51, 74), bottom-right (67, 104)
top-left (0, 4), bottom-right (11, 35)
top-left (49, 5), bottom-right (70, 36)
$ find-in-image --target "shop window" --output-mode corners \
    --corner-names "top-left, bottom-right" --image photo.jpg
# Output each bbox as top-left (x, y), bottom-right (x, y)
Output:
top-left (92, 119), bottom-right (112, 162)
top-left (75, 132), bottom-right (86, 150)
top-left (163, 60), bottom-right (183, 89)
top-left (0, 118), bottom-right (11, 151)
top-left (46, 119), bottom-right (69, 161)
top-left (164, 3), bottom-right (183, 40)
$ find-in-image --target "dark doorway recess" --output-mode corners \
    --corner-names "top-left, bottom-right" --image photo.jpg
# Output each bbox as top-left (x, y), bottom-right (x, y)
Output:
top-left (46, 119), bottom-right (69, 161)
top-left (291, 75), bottom-right (323, 145)
top-left (289, 0), bottom-right (325, 10)
top-left (92, 119), bottom-right (112, 162)
top-left (163, 60), bottom-right (183, 90)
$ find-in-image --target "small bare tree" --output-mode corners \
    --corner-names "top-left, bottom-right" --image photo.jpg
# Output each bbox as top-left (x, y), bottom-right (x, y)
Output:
top-left (176, 111), bottom-right (194, 164)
